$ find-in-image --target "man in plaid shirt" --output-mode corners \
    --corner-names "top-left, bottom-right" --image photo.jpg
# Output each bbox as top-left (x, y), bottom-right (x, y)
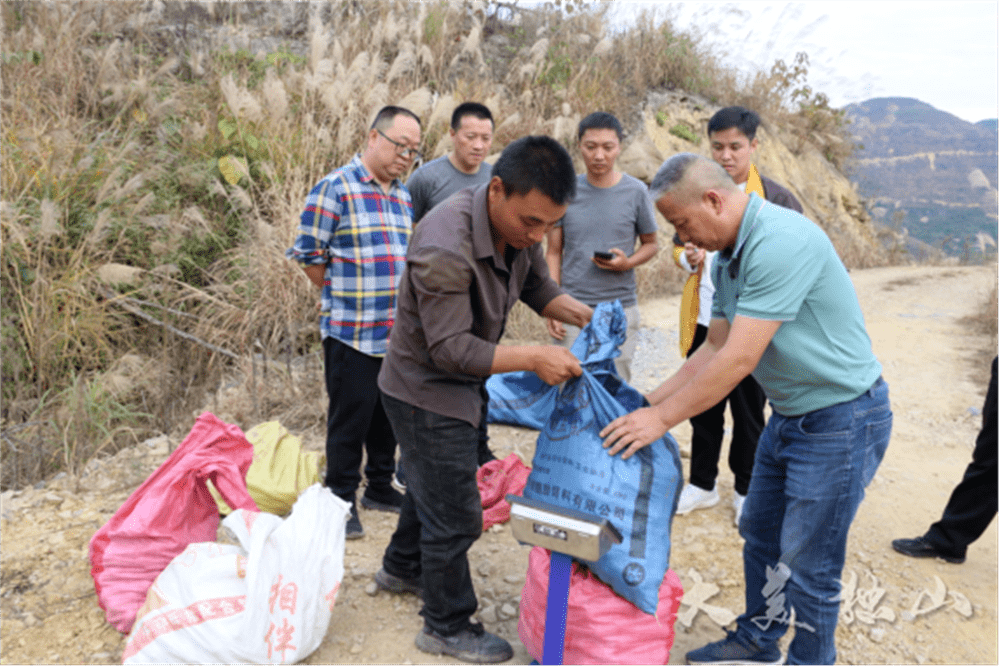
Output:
top-left (287, 105), bottom-right (421, 539)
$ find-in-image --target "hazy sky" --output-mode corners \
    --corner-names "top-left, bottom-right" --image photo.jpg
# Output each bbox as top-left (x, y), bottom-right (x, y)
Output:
top-left (607, 1), bottom-right (999, 123)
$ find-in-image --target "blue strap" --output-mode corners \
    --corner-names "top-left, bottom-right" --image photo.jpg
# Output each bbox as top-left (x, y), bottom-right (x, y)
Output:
top-left (542, 551), bottom-right (572, 665)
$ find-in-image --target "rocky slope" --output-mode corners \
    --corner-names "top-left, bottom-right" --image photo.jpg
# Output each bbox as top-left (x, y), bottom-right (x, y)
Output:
top-left (619, 89), bottom-right (886, 268)
top-left (845, 97), bottom-right (998, 257)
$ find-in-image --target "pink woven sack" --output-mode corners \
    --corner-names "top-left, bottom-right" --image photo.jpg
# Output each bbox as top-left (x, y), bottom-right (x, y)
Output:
top-left (476, 453), bottom-right (530, 530)
top-left (518, 546), bottom-right (684, 664)
top-left (89, 412), bottom-right (259, 633)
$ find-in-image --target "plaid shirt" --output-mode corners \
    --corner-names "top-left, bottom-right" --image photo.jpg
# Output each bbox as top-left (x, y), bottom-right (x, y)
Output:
top-left (286, 154), bottom-right (412, 356)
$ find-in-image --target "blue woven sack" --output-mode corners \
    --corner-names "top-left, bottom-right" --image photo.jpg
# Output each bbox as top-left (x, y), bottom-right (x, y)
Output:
top-left (486, 301), bottom-right (625, 429)
top-left (485, 370), bottom-right (556, 430)
top-left (522, 304), bottom-right (683, 615)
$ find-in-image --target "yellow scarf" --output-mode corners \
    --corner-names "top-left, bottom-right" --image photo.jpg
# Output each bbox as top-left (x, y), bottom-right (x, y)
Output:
top-left (677, 164), bottom-right (764, 355)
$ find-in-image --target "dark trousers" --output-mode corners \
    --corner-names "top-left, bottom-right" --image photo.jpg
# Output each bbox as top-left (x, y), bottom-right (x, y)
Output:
top-left (323, 337), bottom-right (396, 503)
top-left (476, 384), bottom-right (496, 465)
top-left (380, 391), bottom-right (483, 636)
top-left (925, 356), bottom-right (998, 557)
top-left (687, 324), bottom-right (766, 496)
top-left (397, 386), bottom-right (494, 479)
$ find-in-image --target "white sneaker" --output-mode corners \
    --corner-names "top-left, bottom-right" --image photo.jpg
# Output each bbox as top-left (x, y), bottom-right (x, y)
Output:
top-left (676, 484), bottom-right (720, 514)
top-left (733, 492), bottom-right (746, 526)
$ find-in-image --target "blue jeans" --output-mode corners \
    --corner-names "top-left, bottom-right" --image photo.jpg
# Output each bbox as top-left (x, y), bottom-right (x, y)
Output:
top-left (734, 377), bottom-right (892, 665)
top-left (380, 391), bottom-right (483, 636)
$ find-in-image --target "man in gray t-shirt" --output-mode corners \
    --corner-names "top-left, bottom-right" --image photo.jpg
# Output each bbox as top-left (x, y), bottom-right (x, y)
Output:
top-left (545, 112), bottom-right (660, 381)
top-left (406, 102), bottom-right (494, 223)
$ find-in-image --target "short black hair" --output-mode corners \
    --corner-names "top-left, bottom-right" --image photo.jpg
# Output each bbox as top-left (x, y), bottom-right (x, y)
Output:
top-left (707, 106), bottom-right (760, 141)
top-left (371, 105), bottom-right (422, 131)
top-left (491, 136), bottom-right (576, 205)
top-left (451, 102), bottom-right (493, 130)
top-left (577, 111), bottom-right (623, 142)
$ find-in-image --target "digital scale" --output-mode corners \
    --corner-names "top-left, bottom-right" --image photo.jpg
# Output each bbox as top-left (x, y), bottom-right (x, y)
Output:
top-left (506, 494), bottom-right (622, 665)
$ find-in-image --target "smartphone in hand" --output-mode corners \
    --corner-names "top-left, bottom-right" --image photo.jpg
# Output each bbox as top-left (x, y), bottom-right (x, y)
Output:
top-left (593, 251), bottom-right (614, 260)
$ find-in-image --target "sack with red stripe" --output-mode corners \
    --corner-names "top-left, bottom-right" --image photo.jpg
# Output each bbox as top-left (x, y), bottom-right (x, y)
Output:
top-left (122, 484), bottom-right (349, 664)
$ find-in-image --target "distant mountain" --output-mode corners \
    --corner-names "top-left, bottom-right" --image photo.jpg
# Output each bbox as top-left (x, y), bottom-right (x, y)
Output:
top-left (844, 97), bottom-right (997, 258)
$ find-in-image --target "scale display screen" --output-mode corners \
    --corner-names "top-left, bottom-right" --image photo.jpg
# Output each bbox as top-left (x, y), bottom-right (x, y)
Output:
top-left (533, 523), bottom-right (568, 541)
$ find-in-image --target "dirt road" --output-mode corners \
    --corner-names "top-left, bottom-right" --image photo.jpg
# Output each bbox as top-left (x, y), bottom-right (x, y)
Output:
top-left (1, 264), bottom-right (995, 664)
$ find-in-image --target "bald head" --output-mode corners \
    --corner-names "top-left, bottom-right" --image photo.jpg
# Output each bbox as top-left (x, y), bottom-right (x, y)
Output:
top-left (650, 153), bottom-right (738, 206)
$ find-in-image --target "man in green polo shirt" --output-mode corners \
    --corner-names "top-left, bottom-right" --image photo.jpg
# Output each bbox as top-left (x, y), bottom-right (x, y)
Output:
top-left (601, 153), bottom-right (892, 665)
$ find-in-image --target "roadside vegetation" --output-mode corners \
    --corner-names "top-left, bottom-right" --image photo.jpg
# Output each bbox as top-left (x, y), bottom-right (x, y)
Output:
top-left (965, 282), bottom-right (999, 376)
top-left (0, 0), bottom-right (908, 488)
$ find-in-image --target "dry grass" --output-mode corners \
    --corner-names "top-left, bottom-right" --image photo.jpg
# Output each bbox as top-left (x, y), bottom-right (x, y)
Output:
top-left (0, 0), bottom-right (875, 488)
top-left (961, 269), bottom-right (999, 378)
top-left (502, 301), bottom-right (552, 345)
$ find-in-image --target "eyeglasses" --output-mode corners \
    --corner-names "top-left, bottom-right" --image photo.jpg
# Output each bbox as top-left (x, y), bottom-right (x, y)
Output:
top-left (377, 129), bottom-right (422, 161)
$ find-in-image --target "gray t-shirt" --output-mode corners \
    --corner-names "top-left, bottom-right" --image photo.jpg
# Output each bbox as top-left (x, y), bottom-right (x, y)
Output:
top-left (557, 173), bottom-right (658, 306)
top-left (406, 156), bottom-right (492, 223)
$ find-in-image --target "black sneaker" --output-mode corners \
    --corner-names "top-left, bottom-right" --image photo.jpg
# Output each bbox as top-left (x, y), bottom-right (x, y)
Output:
top-left (361, 486), bottom-right (404, 513)
top-left (374, 567), bottom-right (423, 597)
top-left (414, 622), bottom-right (513, 664)
top-left (891, 536), bottom-right (966, 563)
top-left (346, 502), bottom-right (364, 540)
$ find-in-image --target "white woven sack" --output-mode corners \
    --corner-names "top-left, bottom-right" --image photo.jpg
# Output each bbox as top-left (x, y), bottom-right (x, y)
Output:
top-left (123, 484), bottom-right (349, 664)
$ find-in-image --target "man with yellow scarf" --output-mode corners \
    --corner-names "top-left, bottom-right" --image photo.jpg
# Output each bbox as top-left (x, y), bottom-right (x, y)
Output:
top-left (672, 106), bottom-right (802, 525)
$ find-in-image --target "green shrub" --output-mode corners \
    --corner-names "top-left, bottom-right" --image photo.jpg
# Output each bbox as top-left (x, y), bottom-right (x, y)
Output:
top-left (669, 123), bottom-right (699, 144)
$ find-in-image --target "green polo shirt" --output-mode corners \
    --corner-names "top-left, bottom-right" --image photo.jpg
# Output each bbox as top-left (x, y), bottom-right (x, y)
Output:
top-left (712, 193), bottom-right (882, 416)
